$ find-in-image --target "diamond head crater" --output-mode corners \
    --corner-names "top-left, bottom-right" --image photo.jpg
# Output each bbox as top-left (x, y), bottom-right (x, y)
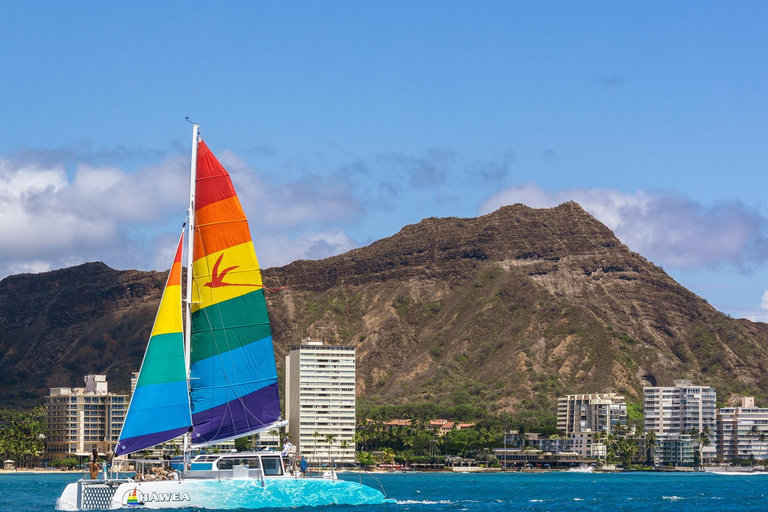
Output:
top-left (2, 202), bottom-right (766, 425)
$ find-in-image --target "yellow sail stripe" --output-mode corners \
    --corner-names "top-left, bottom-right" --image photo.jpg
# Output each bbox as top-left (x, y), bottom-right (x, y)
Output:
top-left (191, 241), bottom-right (263, 313)
top-left (151, 283), bottom-right (183, 337)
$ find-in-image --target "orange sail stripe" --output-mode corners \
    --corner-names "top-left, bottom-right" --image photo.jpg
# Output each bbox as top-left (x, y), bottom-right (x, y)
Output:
top-left (195, 141), bottom-right (237, 210)
top-left (193, 195), bottom-right (252, 262)
top-left (167, 236), bottom-right (184, 285)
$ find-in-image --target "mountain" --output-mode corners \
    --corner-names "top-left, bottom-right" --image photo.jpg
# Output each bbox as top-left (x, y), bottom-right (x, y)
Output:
top-left (2, 203), bottom-right (767, 419)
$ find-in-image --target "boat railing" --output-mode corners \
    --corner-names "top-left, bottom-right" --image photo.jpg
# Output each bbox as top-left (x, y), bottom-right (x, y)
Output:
top-left (104, 458), bottom-right (182, 482)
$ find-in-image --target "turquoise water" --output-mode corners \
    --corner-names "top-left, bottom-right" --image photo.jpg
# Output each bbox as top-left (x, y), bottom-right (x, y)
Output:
top-left (3, 471), bottom-right (767, 511)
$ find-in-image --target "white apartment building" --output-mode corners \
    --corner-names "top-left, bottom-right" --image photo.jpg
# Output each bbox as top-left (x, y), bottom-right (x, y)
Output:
top-left (717, 397), bottom-right (768, 462)
top-left (568, 430), bottom-right (607, 458)
top-left (644, 379), bottom-right (717, 462)
top-left (557, 393), bottom-right (627, 435)
top-left (45, 375), bottom-right (127, 458)
top-left (285, 338), bottom-right (356, 464)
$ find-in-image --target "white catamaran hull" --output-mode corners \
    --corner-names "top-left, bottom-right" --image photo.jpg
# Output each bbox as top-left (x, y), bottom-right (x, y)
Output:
top-left (58, 477), bottom-right (390, 510)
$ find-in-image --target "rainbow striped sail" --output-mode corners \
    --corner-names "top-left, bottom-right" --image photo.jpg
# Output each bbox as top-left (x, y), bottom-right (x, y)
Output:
top-left (188, 140), bottom-right (282, 445)
top-left (116, 233), bottom-right (191, 455)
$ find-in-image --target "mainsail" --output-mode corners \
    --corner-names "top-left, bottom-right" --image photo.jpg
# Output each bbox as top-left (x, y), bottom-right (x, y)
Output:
top-left (188, 140), bottom-right (282, 445)
top-left (116, 233), bottom-right (191, 455)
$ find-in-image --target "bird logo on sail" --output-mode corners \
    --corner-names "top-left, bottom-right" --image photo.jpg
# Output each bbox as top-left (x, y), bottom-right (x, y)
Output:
top-left (204, 253), bottom-right (260, 288)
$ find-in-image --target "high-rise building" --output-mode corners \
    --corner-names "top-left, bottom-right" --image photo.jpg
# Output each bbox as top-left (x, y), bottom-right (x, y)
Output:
top-left (45, 375), bottom-right (127, 459)
top-left (130, 372), bottom-right (139, 396)
top-left (285, 338), bottom-right (356, 464)
top-left (643, 379), bottom-right (717, 462)
top-left (717, 397), bottom-right (768, 462)
top-left (557, 393), bottom-right (627, 435)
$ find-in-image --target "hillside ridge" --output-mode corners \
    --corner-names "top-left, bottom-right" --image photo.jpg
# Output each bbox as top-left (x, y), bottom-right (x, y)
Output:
top-left (1, 202), bottom-right (767, 419)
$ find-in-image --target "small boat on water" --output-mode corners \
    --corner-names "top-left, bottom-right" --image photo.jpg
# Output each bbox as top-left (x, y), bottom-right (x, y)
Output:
top-left (57, 123), bottom-right (390, 510)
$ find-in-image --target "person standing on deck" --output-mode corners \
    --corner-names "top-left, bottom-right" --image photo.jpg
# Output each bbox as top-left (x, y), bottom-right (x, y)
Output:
top-left (88, 448), bottom-right (99, 480)
top-left (281, 438), bottom-right (296, 472)
top-left (299, 455), bottom-right (308, 477)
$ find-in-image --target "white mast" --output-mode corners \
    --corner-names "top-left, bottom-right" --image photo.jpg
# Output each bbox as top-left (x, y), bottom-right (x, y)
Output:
top-left (183, 122), bottom-right (199, 457)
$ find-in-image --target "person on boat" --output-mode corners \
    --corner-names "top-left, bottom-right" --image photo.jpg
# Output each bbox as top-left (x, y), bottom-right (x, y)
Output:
top-left (281, 438), bottom-right (294, 457)
top-left (88, 448), bottom-right (100, 479)
top-left (299, 455), bottom-right (308, 476)
top-left (282, 437), bottom-right (297, 472)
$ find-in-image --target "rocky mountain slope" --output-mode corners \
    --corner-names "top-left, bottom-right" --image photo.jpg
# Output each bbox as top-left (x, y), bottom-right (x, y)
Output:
top-left (2, 203), bottom-right (767, 418)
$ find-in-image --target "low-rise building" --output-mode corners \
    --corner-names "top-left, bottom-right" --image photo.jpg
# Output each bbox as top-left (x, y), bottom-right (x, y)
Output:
top-left (493, 448), bottom-right (581, 468)
top-left (717, 397), bottom-right (768, 462)
top-left (568, 430), bottom-right (606, 459)
top-left (655, 434), bottom-right (695, 466)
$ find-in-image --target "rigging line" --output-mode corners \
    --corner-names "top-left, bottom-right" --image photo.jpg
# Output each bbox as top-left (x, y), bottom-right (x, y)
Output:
top-left (195, 219), bottom-right (249, 228)
top-left (251, 232), bottom-right (297, 342)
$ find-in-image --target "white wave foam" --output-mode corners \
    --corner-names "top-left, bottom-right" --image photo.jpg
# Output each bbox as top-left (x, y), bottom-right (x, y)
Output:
top-left (709, 471), bottom-right (768, 476)
top-left (663, 496), bottom-right (684, 500)
top-left (397, 499), bottom-right (453, 505)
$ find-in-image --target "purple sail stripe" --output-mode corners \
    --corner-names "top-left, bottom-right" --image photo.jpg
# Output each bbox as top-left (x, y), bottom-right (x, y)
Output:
top-left (191, 382), bottom-right (281, 444)
top-left (115, 426), bottom-right (190, 456)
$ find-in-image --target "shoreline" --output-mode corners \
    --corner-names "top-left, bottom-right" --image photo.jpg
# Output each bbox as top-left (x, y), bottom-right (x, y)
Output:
top-left (0, 469), bottom-right (82, 474)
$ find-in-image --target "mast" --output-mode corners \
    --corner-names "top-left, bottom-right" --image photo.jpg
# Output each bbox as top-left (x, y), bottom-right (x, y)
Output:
top-left (183, 122), bottom-right (199, 456)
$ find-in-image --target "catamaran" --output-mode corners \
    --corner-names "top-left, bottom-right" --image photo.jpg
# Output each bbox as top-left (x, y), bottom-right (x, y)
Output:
top-left (57, 124), bottom-right (390, 510)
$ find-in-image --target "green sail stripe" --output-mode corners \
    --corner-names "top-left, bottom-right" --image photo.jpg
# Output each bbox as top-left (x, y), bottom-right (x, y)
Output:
top-left (136, 332), bottom-right (188, 387)
top-left (190, 289), bottom-right (271, 364)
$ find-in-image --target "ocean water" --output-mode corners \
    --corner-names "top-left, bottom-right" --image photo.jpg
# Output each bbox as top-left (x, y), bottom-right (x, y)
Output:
top-left (2, 471), bottom-right (767, 511)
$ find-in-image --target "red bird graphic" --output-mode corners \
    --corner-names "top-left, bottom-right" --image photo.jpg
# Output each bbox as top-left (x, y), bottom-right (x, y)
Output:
top-left (204, 254), bottom-right (260, 288)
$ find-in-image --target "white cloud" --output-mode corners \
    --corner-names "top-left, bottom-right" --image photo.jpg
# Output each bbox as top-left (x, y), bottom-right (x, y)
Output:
top-left (254, 229), bottom-right (357, 268)
top-left (218, 150), bottom-right (363, 231)
top-left (761, 290), bottom-right (768, 310)
top-left (0, 147), bottom-right (364, 278)
top-left (0, 155), bottom-right (188, 277)
top-left (480, 183), bottom-right (768, 271)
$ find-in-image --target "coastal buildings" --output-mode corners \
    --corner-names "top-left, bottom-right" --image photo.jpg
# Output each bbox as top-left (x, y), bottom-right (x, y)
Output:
top-left (380, 419), bottom-right (475, 436)
top-left (493, 447), bottom-right (580, 468)
top-left (643, 379), bottom-right (717, 463)
top-left (285, 337), bottom-right (356, 464)
top-left (503, 431), bottom-right (570, 453)
top-left (717, 397), bottom-right (768, 462)
top-left (557, 393), bottom-right (627, 435)
top-left (45, 375), bottom-right (127, 458)
top-left (654, 434), bottom-right (695, 466)
top-left (568, 430), bottom-right (606, 459)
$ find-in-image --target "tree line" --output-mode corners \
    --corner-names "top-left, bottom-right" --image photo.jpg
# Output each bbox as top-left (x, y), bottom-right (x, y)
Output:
top-left (0, 407), bottom-right (47, 468)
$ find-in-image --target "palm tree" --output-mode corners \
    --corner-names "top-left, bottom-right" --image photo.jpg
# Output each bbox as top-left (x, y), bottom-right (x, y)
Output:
top-left (645, 431), bottom-right (657, 467)
top-left (325, 434), bottom-right (337, 466)
top-left (311, 431), bottom-right (322, 469)
top-left (748, 425), bottom-right (760, 465)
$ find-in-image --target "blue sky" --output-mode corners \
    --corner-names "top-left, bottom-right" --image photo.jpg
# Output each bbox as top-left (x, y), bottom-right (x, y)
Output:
top-left (1, 2), bottom-right (767, 321)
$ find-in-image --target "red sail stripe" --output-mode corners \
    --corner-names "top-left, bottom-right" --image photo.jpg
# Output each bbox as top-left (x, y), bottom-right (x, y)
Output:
top-left (195, 141), bottom-right (237, 211)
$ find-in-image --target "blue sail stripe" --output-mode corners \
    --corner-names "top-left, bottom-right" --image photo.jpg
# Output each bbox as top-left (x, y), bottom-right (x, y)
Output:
top-left (119, 381), bottom-right (191, 441)
top-left (190, 336), bottom-right (277, 414)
